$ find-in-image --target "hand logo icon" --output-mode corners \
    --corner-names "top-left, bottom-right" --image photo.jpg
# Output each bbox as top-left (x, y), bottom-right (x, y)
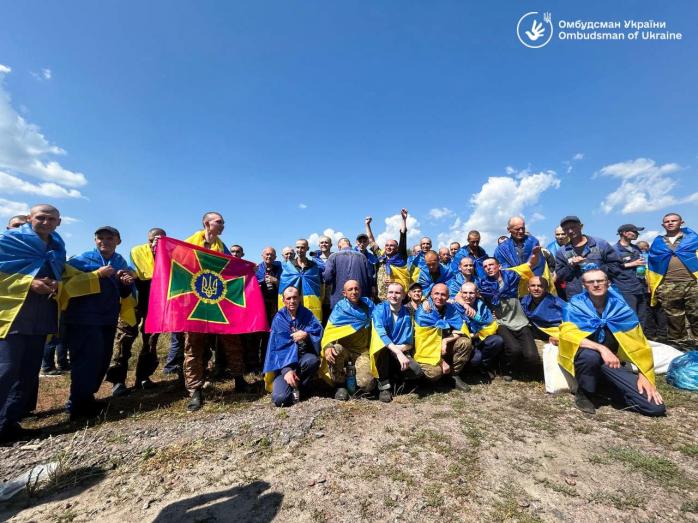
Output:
top-left (525, 20), bottom-right (545, 41)
top-left (516, 12), bottom-right (554, 49)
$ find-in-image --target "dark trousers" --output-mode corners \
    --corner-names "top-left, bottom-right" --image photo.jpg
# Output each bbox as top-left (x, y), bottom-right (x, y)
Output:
top-left (620, 291), bottom-right (649, 334)
top-left (65, 324), bottom-right (116, 412)
top-left (644, 300), bottom-right (668, 341)
top-left (574, 348), bottom-right (665, 417)
top-left (164, 333), bottom-right (184, 372)
top-left (470, 335), bottom-right (504, 370)
top-left (0, 334), bottom-right (46, 431)
top-left (271, 352), bottom-right (319, 407)
top-left (374, 347), bottom-right (421, 383)
top-left (41, 334), bottom-right (69, 371)
top-left (497, 325), bottom-right (541, 375)
top-left (107, 319), bottom-right (159, 385)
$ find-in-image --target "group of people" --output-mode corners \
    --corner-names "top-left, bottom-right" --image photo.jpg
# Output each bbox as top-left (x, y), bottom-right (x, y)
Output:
top-left (2, 204), bottom-right (696, 443)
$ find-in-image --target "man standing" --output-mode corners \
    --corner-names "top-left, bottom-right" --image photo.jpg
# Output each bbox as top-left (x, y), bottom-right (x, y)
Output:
top-left (546, 227), bottom-right (569, 257)
top-left (451, 230), bottom-right (488, 280)
top-left (323, 238), bottom-right (372, 308)
top-left (108, 227), bottom-right (166, 396)
top-left (449, 242), bottom-right (461, 258)
top-left (0, 205), bottom-right (65, 442)
top-left (5, 215), bottom-right (28, 230)
top-left (414, 283), bottom-right (472, 391)
top-left (256, 247), bottom-right (283, 369)
top-left (448, 256), bottom-right (477, 299)
top-left (438, 247), bottom-right (452, 269)
top-left (281, 247), bottom-right (295, 262)
top-left (369, 283), bottom-right (420, 403)
top-left (555, 216), bottom-right (621, 298)
top-left (613, 224), bottom-right (650, 330)
top-left (417, 251), bottom-right (453, 298)
top-left (182, 212), bottom-right (246, 411)
top-left (312, 235), bottom-right (333, 324)
top-left (63, 226), bottom-right (136, 419)
top-left (321, 280), bottom-right (375, 400)
top-left (364, 209), bottom-right (410, 301)
top-left (279, 239), bottom-right (323, 320)
top-left (263, 287), bottom-right (323, 407)
top-left (648, 213), bottom-right (698, 347)
top-left (558, 270), bottom-right (665, 416)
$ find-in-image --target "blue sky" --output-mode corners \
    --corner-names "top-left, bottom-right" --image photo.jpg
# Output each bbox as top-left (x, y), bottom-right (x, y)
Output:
top-left (1, 1), bottom-right (697, 259)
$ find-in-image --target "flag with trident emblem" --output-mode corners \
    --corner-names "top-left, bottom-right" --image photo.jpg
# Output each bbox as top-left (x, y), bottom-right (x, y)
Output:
top-left (145, 237), bottom-right (269, 334)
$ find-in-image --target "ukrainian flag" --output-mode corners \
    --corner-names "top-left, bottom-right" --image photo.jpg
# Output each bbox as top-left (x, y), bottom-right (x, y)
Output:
top-left (460, 301), bottom-right (498, 340)
top-left (369, 301), bottom-right (414, 377)
top-left (521, 293), bottom-right (565, 339)
top-left (558, 287), bottom-right (655, 384)
top-left (0, 224), bottom-right (66, 338)
top-left (278, 261), bottom-right (323, 320)
top-left (414, 300), bottom-right (469, 366)
top-left (130, 243), bottom-right (155, 281)
top-left (494, 235), bottom-right (554, 296)
top-left (184, 230), bottom-right (230, 254)
top-left (647, 227), bottom-right (698, 306)
top-left (319, 297), bottom-right (374, 383)
top-left (377, 252), bottom-right (410, 291)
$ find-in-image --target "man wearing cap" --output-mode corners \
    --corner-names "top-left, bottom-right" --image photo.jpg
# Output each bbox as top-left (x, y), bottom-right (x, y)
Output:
top-left (613, 224), bottom-right (650, 329)
top-left (404, 282), bottom-right (423, 315)
top-left (62, 226), bottom-right (136, 419)
top-left (323, 238), bottom-right (372, 308)
top-left (182, 212), bottom-right (246, 412)
top-left (364, 210), bottom-right (410, 301)
top-left (555, 216), bottom-right (621, 297)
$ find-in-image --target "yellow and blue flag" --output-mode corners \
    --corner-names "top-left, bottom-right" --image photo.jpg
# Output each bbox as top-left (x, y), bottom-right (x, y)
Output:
top-left (369, 301), bottom-right (414, 376)
top-left (130, 243), bottom-right (155, 281)
top-left (521, 293), bottom-right (565, 338)
top-left (184, 230), bottom-right (231, 254)
top-left (414, 299), bottom-right (468, 366)
top-left (457, 300), bottom-right (498, 340)
top-left (0, 224), bottom-right (66, 339)
top-left (278, 261), bottom-right (323, 320)
top-left (558, 287), bottom-right (655, 384)
top-left (319, 297), bottom-right (374, 382)
top-left (263, 305), bottom-right (323, 391)
top-left (377, 251), bottom-right (410, 291)
top-left (417, 265), bottom-right (453, 298)
top-left (647, 227), bottom-right (698, 306)
top-left (494, 235), bottom-right (553, 296)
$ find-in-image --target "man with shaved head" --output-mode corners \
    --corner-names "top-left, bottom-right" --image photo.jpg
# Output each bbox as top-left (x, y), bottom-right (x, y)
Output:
top-left (1, 204), bottom-right (66, 442)
top-left (6, 215), bottom-right (28, 230)
top-left (451, 230), bottom-right (488, 280)
top-left (255, 246), bottom-right (282, 369)
top-left (494, 217), bottom-right (550, 296)
top-left (323, 237), bottom-right (372, 308)
top-left (417, 250), bottom-right (453, 298)
top-left (438, 247), bottom-right (452, 269)
top-left (364, 209), bottom-right (410, 301)
top-left (107, 227), bottom-right (167, 396)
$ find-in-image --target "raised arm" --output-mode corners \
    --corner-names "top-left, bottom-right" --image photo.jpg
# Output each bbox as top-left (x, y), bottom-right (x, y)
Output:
top-left (365, 216), bottom-right (376, 244)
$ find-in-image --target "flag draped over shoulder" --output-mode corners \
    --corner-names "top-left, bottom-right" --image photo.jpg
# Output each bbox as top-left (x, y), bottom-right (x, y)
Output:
top-left (558, 288), bottom-right (655, 384)
top-left (457, 300), bottom-right (498, 340)
top-left (131, 243), bottom-right (155, 280)
top-left (278, 261), bottom-right (322, 320)
top-left (414, 300), bottom-right (468, 366)
top-left (494, 235), bottom-right (551, 296)
top-left (369, 301), bottom-right (414, 376)
top-left (184, 230), bottom-right (230, 254)
top-left (255, 260), bottom-right (282, 284)
top-left (67, 249), bottom-right (138, 326)
top-left (263, 306), bottom-right (323, 391)
top-left (647, 228), bottom-right (698, 305)
top-left (521, 293), bottom-right (565, 338)
top-left (145, 237), bottom-right (268, 334)
top-left (448, 272), bottom-right (477, 298)
top-left (478, 269), bottom-right (521, 307)
top-left (377, 252), bottom-right (410, 291)
top-left (0, 224), bottom-right (66, 338)
top-left (417, 265), bottom-right (453, 298)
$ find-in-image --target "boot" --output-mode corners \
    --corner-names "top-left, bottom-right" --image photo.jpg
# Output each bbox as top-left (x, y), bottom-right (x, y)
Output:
top-left (574, 390), bottom-right (596, 415)
top-left (187, 389), bottom-right (204, 412)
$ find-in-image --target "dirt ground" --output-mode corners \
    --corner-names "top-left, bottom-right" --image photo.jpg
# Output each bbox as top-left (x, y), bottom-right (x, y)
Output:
top-left (1, 341), bottom-right (697, 523)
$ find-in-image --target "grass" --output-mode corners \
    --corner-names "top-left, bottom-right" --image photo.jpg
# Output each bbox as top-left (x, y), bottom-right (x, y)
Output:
top-left (588, 490), bottom-right (646, 510)
top-left (682, 500), bottom-right (698, 513)
top-left (488, 483), bottom-right (541, 523)
top-left (678, 444), bottom-right (698, 457)
top-left (605, 446), bottom-right (683, 487)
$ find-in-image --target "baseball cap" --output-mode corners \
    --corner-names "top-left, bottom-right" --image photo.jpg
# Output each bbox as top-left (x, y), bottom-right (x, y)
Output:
top-left (356, 233), bottom-right (369, 242)
top-left (408, 282), bottom-right (423, 291)
top-left (560, 216), bottom-right (582, 226)
top-left (95, 226), bottom-right (120, 237)
top-left (617, 224), bottom-right (645, 234)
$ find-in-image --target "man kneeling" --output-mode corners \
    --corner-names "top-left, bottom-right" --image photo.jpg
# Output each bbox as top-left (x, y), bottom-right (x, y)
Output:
top-left (263, 287), bottom-right (323, 407)
top-left (558, 269), bottom-right (665, 416)
top-left (369, 283), bottom-right (423, 403)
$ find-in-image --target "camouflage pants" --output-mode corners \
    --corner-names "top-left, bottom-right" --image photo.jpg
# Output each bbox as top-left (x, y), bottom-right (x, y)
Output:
top-left (655, 280), bottom-right (698, 345)
top-left (419, 336), bottom-right (473, 382)
top-left (327, 343), bottom-right (375, 391)
top-left (184, 333), bottom-right (244, 393)
top-left (107, 319), bottom-right (159, 385)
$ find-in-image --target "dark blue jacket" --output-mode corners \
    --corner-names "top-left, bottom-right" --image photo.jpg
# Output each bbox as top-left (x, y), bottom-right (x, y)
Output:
top-left (612, 241), bottom-right (645, 295)
top-left (554, 235), bottom-right (621, 297)
top-left (63, 276), bottom-right (131, 326)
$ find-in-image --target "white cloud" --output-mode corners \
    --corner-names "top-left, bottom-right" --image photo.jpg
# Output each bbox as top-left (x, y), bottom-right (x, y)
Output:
top-left (428, 207), bottom-right (454, 220)
top-left (0, 71), bottom-right (87, 187)
top-left (298, 203), bottom-right (308, 209)
top-left (0, 171), bottom-right (83, 198)
top-left (599, 158), bottom-right (698, 214)
top-left (436, 170), bottom-right (561, 249)
top-left (505, 166), bottom-right (517, 175)
top-left (0, 197), bottom-right (29, 217)
top-left (31, 68), bottom-right (52, 81)
top-left (307, 228), bottom-right (346, 249)
top-left (573, 153), bottom-right (584, 161)
top-left (61, 216), bottom-right (80, 224)
top-left (530, 212), bottom-right (545, 223)
top-left (564, 152), bottom-right (585, 174)
top-left (376, 213), bottom-right (421, 247)
top-left (0, 65), bottom-right (11, 74)
top-left (638, 230), bottom-right (660, 244)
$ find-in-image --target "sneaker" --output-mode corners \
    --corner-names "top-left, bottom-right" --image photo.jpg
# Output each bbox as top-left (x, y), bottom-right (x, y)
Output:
top-left (378, 389), bottom-right (392, 403)
top-left (574, 390), bottom-right (596, 415)
top-left (40, 368), bottom-right (63, 377)
top-left (452, 375), bottom-right (471, 393)
top-left (137, 378), bottom-right (156, 390)
top-left (187, 390), bottom-right (204, 412)
top-left (111, 383), bottom-right (129, 397)
top-left (334, 387), bottom-right (349, 401)
top-left (501, 374), bottom-right (513, 382)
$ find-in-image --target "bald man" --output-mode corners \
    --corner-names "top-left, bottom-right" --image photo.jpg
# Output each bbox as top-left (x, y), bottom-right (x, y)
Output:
top-left (417, 250), bottom-right (453, 298)
top-left (6, 215), bottom-right (28, 230)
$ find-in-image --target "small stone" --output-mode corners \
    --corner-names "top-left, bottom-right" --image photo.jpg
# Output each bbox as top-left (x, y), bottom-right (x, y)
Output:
top-left (533, 473), bottom-right (546, 483)
top-left (565, 478), bottom-right (577, 486)
top-left (517, 499), bottom-right (530, 508)
top-left (494, 454), bottom-right (499, 460)
top-left (315, 432), bottom-right (325, 438)
top-left (307, 479), bottom-right (316, 487)
top-left (317, 478), bottom-right (326, 484)
top-left (142, 500), bottom-right (152, 510)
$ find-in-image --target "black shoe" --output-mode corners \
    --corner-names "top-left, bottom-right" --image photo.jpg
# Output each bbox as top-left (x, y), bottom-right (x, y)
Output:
top-left (70, 400), bottom-right (108, 421)
top-left (334, 387), bottom-right (349, 401)
top-left (501, 374), bottom-right (513, 382)
top-left (40, 368), bottom-right (63, 377)
top-left (378, 389), bottom-right (392, 403)
top-left (111, 382), bottom-right (129, 397)
top-left (0, 424), bottom-right (42, 445)
top-left (574, 390), bottom-right (596, 415)
top-left (234, 376), bottom-right (248, 393)
top-left (137, 378), bottom-right (156, 390)
top-left (187, 390), bottom-right (204, 412)
top-left (407, 358), bottom-right (425, 379)
top-left (452, 375), bottom-right (471, 392)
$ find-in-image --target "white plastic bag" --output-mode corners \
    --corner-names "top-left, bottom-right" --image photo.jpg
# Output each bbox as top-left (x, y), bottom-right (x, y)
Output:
top-left (649, 340), bottom-right (684, 375)
top-left (543, 343), bottom-right (578, 394)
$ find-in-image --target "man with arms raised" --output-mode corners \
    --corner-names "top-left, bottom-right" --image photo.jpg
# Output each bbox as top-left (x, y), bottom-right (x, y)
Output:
top-left (558, 269), bottom-right (665, 416)
top-left (364, 209), bottom-right (410, 301)
top-left (321, 280), bottom-right (375, 400)
top-left (263, 287), bottom-right (323, 407)
top-left (369, 282), bottom-right (421, 403)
